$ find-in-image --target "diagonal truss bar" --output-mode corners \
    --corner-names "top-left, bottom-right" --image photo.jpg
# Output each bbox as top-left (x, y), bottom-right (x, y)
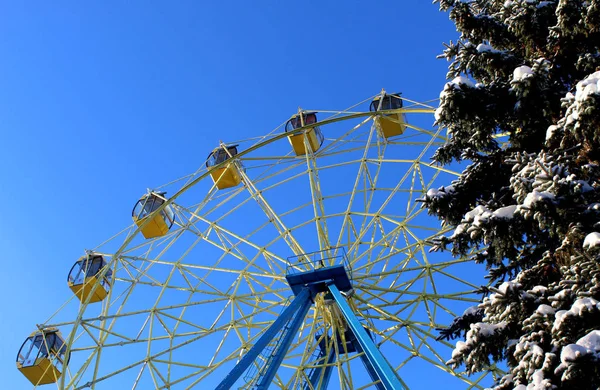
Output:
top-left (304, 134), bottom-right (333, 255)
top-left (237, 161), bottom-right (306, 256)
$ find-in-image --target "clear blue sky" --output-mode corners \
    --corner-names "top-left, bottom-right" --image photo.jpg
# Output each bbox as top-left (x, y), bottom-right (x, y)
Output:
top-left (0, 1), bottom-right (463, 388)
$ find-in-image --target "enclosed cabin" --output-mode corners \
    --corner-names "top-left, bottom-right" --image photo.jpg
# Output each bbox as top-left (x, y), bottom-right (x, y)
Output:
top-left (68, 253), bottom-right (112, 303)
top-left (370, 93), bottom-right (407, 138)
top-left (17, 329), bottom-right (68, 385)
top-left (285, 112), bottom-right (324, 156)
top-left (132, 191), bottom-right (175, 239)
top-left (206, 145), bottom-right (242, 190)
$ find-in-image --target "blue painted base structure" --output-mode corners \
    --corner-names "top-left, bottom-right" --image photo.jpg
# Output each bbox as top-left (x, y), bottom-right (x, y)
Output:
top-left (354, 341), bottom-right (387, 390)
top-left (305, 329), bottom-right (386, 390)
top-left (215, 288), bottom-right (312, 390)
top-left (219, 253), bottom-right (405, 390)
top-left (254, 292), bottom-right (312, 389)
top-left (286, 263), bottom-right (353, 296)
top-left (305, 347), bottom-right (336, 390)
top-left (327, 283), bottom-right (405, 390)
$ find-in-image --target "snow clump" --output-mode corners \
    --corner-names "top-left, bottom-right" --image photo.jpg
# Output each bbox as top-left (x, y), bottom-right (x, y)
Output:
top-left (583, 232), bottom-right (600, 250)
top-left (576, 330), bottom-right (600, 354)
top-left (435, 76), bottom-right (478, 121)
top-left (512, 65), bottom-right (533, 82)
top-left (545, 125), bottom-right (558, 141)
top-left (560, 344), bottom-right (591, 363)
top-left (493, 205), bottom-right (517, 219)
top-left (476, 43), bottom-right (502, 53)
top-left (553, 298), bottom-right (600, 332)
top-left (574, 70), bottom-right (600, 102)
top-left (522, 190), bottom-right (555, 208)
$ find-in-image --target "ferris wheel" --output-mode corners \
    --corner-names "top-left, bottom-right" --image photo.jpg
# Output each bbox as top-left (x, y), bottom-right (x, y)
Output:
top-left (16, 92), bottom-right (502, 389)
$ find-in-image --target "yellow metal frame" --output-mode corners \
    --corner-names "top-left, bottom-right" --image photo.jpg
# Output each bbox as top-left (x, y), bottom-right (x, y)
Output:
top-left (33, 94), bottom-right (501, 390)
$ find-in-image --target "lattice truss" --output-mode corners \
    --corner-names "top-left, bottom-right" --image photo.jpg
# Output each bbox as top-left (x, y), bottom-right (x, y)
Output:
top-left (41, 95), bottom-right (501, 389)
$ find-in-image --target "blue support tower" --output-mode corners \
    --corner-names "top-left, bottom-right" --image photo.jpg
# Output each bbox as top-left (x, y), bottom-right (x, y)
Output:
top-left (254, 292), bottom-right (312, 389)
top-left (303, 328), bottom-right (387, 390)
top-left (218, 248), bottom-right (405, 390)
top-left (304, 340), bottom-right (336, 390)
top-left (353, 338), bottom-right (386, 390)
top-left (216, 288), bottom-right (313, 390)
top-left (328, 283), bottom-right (405, 390)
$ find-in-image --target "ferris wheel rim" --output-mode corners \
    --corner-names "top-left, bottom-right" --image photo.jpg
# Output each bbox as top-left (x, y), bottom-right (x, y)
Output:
top-left (30, 97), bottom-right (501, 390)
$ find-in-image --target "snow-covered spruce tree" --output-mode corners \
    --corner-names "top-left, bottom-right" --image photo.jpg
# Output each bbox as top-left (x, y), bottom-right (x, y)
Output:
top-left (422, 1), bottom-right (600, 388)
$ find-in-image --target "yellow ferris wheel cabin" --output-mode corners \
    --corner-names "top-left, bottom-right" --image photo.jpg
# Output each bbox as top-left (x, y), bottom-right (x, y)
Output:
top-left (370, 93), bottom-right (407, 138)
top-left (67, 253), bottom-right (112, 303)
top-left (132, 191), bottom-right (175, 239)
top-left (285, 112), bottom-right (324, 156)
top-left (16, 328), bottom-right (68, 386)
top-left (206, 145), bottom-right (242, 190)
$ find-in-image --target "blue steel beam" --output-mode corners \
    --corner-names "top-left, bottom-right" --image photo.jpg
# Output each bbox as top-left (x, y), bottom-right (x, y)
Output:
top-left (255, 292), bottom-right (312, 389)
top-left (354, 341), bottom-right (386, 390)
top-left (306, 347), bottom-right (336, 390)
top-left (216, 288), bottom-right (312, 390)
top-left (327, 283), bottom-right (405, 390)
